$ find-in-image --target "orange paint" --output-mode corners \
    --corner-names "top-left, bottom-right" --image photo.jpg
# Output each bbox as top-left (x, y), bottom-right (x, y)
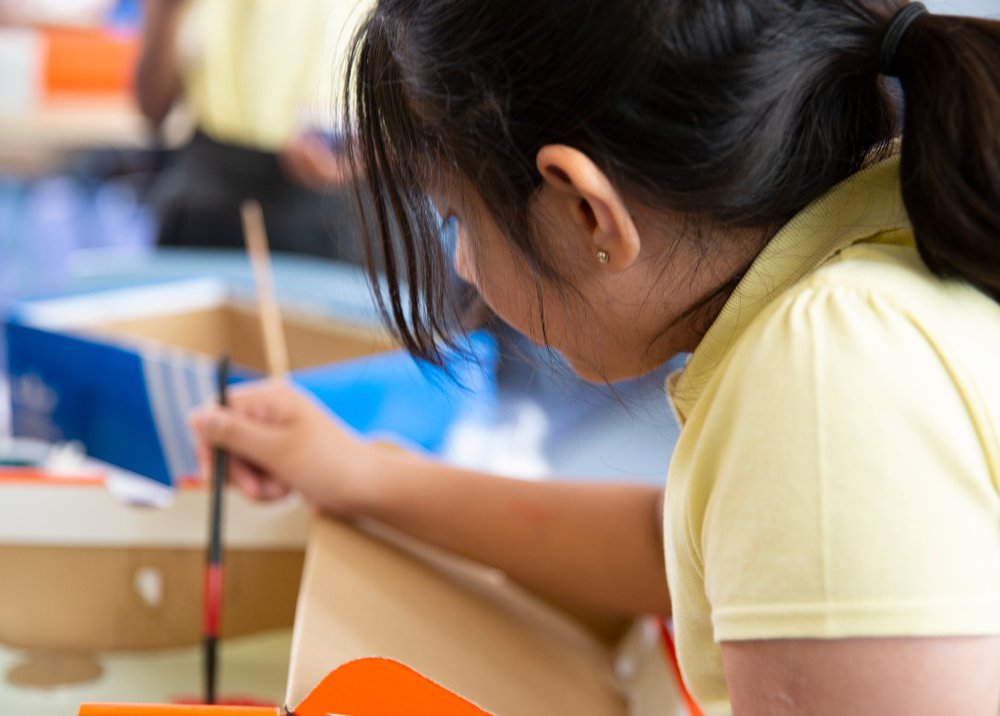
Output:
top-left (0, 468), bottom-right (105, 485)
top-left (657, 618), bottom-right (704, 716)
top-left (294, 658), bottom-right (490, 716)
top-left (81, 657), bottom-right (491, 716)
top-left (43, 27), bottom-right (139, 98)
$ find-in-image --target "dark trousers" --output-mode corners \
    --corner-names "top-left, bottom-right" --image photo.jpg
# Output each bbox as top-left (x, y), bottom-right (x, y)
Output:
top-left (151, 130), bottom-right (363, 264)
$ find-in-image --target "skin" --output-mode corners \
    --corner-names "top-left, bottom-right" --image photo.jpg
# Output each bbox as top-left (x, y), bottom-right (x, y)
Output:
top-left (442, 145), bottom-right (749, 382)
top-left (134, 0), bottom-right (186, 126)
top-left (191, 144), bottom-right (1000, 714)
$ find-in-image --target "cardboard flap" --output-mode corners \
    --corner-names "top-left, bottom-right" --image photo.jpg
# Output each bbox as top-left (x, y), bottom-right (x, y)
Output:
top-left (287, 518), bottom-right (626, 716)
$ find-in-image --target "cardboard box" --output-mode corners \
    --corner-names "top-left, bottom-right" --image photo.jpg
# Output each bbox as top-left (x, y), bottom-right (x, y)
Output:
top-left (5, 278), bottom-right (392, 485)
top-left (0, 474), bottom-right (308, 652)
top-left (2, 279), bottom-right (500, 664)
top-left (285, 518), bottom-right (686, 715)
top-left (5, 278), bottom-right (493, 486)
top-left (286, 518), bottom-right (620, 715)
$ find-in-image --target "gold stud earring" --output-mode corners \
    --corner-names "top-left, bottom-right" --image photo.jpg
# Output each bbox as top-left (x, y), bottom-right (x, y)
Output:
top-left (596, 249), bottom-right (610, 265)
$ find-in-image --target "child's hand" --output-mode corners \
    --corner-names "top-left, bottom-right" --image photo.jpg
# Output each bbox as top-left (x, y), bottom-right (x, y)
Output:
top-left (189, 379), bottom-right (375, 515)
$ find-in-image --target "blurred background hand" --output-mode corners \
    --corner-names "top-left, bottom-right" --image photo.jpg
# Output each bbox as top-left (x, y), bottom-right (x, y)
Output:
top-left (279, 133), bottom-right (351, 191)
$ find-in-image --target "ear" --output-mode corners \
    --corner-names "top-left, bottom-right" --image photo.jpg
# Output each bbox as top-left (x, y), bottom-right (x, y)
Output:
top-left (535, 144), bottom-right (641, 271)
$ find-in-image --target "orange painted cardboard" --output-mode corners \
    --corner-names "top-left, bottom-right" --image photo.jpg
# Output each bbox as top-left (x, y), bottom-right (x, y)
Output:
top-left (294, 658), bottom-right (490, 716)
top-left (286, 518), bottom-right (629, 716)
top-left (79, 657), bottom-right (489, 716)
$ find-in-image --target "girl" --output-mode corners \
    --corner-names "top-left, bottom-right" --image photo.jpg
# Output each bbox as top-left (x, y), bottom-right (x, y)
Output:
top-left (192, 1), bottom-right (1000, 713)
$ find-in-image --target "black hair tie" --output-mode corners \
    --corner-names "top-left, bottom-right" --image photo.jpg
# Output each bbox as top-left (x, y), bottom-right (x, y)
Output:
top-left (879, 2), bottom-right (929, 76)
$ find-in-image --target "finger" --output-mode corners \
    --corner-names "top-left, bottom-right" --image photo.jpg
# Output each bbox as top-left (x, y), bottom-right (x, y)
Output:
top-left (229, 460), bottom-right (268, 500)
top-left (230, 460), bottom-right (292, 502)
top-left (225, 379), bottom-right (302, 425)
top-left (258, 479), bottom-right (291, 501)
top-left (195, 441), bottom-right (212, 482)
top-left (189, 405), bottom-right (287, 469)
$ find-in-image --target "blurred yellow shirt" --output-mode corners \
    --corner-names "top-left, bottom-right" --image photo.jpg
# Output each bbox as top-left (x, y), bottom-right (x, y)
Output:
top-left (178, 0), bottom-right (371, 150)
top-left (663, 155), bottom-right (1000, 716)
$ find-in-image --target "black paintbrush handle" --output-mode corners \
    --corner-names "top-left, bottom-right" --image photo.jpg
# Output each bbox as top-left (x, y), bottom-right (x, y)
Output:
top-left (204, 355), bottom-right (230, 705)
top-left (203, 635), bottom-right (217, 705)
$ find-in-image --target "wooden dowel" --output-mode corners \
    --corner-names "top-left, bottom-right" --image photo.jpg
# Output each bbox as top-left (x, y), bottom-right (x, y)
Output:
top-left (241, 200), bottom-right (290, 378)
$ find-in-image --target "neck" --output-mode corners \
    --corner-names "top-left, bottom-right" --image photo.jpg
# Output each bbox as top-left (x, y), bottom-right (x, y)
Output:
top-left (640, 220), bottom-right (771, 361)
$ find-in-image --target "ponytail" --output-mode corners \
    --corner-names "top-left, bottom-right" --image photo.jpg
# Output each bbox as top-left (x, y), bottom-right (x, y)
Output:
top-left (890, 9), bottom-right (1000, 301)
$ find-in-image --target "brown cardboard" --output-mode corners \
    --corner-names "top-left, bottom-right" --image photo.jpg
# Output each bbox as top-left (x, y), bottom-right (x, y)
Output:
top-left (0, 480), bottom-right (311, 652)
top-left (0, 545), bottom-right (302, 651)
top-left (286, 518), bottom-right (629, 716)
top-left (1, 295), bottom-right (395, 653)
top-left (95, 301), bottom-right (395, 371)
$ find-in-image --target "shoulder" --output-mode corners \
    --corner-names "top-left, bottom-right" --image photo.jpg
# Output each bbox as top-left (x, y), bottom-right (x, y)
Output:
top-left (790, 238), bottom-right (1000, 330)
top-left (725, 239), bottom-right (1000, 391)
top-left (699, 240), bottom-right (1000, 494)
top-left (681, 240), bottom-right (1000, 644)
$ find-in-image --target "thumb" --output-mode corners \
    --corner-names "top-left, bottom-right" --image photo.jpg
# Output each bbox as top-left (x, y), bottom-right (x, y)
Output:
top-left (190, 405), bottom-right (286, 470)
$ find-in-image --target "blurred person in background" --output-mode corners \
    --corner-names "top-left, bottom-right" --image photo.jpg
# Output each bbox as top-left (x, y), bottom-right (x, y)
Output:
top-left (135, 0), bottom-right (365, 261)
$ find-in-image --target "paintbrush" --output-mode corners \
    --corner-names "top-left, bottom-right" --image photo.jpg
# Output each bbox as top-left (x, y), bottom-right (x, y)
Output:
top-left (203, 355), bottom-right (230, 704)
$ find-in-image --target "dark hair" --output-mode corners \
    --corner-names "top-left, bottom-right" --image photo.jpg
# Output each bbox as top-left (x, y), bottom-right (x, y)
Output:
top-left (889, 10), bottom-right (1000, 302)
top-left (344, 0), bottom-right (1000, 363)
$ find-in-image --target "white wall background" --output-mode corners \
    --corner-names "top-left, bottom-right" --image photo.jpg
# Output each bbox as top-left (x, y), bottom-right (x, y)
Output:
top-left (924, 0), bottom-right (999, 17)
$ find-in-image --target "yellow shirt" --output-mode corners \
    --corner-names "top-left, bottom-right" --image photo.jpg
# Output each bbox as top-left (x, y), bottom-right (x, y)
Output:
top-left (178, 0), bottom-right (369, 150)
top-left (663, 155), bottom-right (1000, 715)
